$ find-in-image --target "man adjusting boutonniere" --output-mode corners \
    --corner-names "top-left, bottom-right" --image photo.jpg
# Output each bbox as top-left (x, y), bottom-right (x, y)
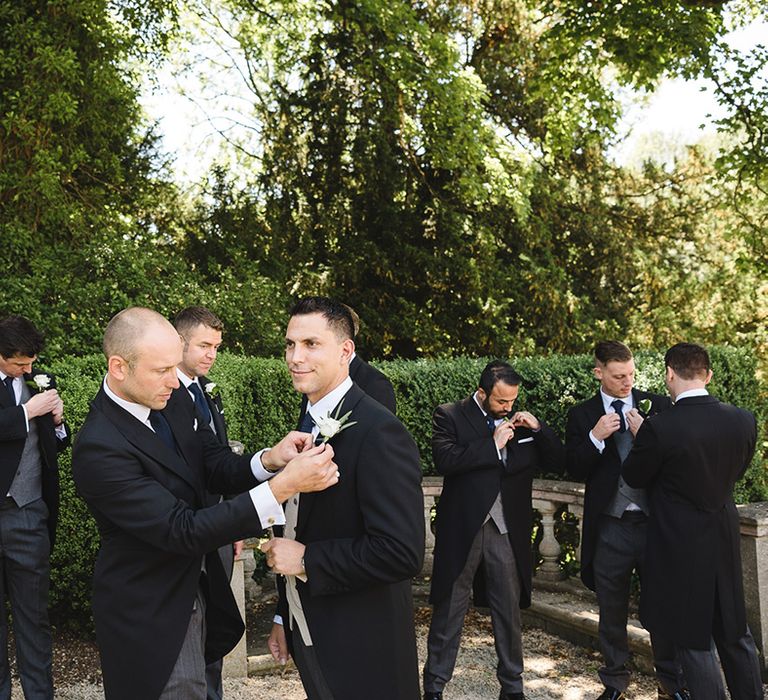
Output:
top-left (261, 296), bottom-right (424, 700)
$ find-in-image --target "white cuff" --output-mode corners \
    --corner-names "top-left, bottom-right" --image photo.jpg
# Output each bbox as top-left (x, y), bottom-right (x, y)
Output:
top-left (250, 449), bottom-right (277, 482)
top-left (589, 430), bottom-right (605, 454)
top-left (54, 423), bottom-right (67, 440)
top-left (249, 482), bottom-right (286, 530)
top-left (273, 615), bottom-right (283, 626)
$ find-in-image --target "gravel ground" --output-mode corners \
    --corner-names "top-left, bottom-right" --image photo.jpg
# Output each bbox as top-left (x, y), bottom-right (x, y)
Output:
top-left (11, 603), bottom-right (767, 698)
top-left (9, 607), bottom-right (672, 700)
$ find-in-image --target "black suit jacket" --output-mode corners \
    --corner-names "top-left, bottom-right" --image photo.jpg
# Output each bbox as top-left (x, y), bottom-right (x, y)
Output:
top-left (72, 387), bottom-right (265, 700)
top-left (565, 388), bottom-right (671, 591)
top-left (429, 396), bottom-right (564, 609)
top-left (279, 384), bottom-right (424, 700)
top-left (622, 394), bottom-right (756, 649)
top-left (0, 371), bottom-right (69, 545)
top-left (197, 375), bottom-right (229, 445)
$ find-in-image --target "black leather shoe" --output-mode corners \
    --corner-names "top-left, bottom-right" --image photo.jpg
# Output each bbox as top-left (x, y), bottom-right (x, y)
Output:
top-left (597, 689), bottom-right (626, 700)
top-left (659, 690), bottom-right (691, 700)
top-left (423, 693), bottom-right (443, 700)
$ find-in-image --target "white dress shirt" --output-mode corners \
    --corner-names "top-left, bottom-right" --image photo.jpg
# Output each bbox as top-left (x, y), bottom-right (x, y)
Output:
top-left (589, 389), bottom-right (633, 454)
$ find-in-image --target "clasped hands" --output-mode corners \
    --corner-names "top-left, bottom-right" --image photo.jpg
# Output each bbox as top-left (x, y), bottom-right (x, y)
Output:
top-left (25, 389), bottom-right (64, 426)
top-left (493, 411), bottom-right (540, 450)
top-left (592, 408), bottom-right (644, 441)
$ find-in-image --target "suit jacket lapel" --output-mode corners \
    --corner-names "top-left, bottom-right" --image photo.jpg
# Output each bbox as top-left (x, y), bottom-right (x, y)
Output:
top-left (296, 384), bottom-right (366, 539)
top-left (96, 389), bottom-right (199, 493)
top-left (461, 396), bottom-right (490, 439)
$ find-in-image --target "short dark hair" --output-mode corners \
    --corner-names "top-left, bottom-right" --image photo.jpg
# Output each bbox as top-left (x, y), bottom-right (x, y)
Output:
top-left (173, 306), bottom-right (224, 337)
top-left (665, 342), bottom-right (710, 380)
top-left (0, 315), bottom-right (45, 359)
top-left (289, 297), bottom-right (355, 341)
top-left (594, 340), bottom-right (633, 365)
top-left (479, 360), bottom-right (522, 394)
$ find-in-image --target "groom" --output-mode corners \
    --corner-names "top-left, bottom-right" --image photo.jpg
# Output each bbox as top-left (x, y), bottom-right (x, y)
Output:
top-left (262, 297), bottom-right (425, 700)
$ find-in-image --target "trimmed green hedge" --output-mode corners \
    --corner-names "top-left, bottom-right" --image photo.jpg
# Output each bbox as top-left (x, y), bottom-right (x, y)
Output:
top-left (48, 347), bottom-right (767, 628)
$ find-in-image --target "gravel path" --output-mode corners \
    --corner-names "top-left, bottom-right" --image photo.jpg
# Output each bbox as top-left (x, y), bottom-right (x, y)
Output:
top-left (30, 608), bottom-right (668, 700)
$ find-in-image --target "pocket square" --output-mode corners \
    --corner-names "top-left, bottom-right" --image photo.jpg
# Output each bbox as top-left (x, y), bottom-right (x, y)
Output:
top-left (517, 436), bottom-right (534, 444)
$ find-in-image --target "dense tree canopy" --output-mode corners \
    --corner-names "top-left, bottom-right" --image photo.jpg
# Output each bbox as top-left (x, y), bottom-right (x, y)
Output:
top-left (1, 0), bottom-right (767, 360)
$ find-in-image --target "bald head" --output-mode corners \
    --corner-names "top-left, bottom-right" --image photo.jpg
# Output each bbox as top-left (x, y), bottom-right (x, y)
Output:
top-left (104, 307), bottom-right (183, 409)
top-left (104, 308), bottom-right (177, 364)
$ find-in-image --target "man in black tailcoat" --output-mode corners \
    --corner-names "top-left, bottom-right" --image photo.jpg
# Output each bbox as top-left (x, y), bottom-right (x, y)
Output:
top-left (0, 315), bottom-right (69, 700)
top-left (623, 343), bottom-right (763, 700)
top-left (262, 297), bottom-right (424, 700)
top-left (423, 360), bottom-right (564, 700)
top-left (72, 307), bottom-right (338, 700)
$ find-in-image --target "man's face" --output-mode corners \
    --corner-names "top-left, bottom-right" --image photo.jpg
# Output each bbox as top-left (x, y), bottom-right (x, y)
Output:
top-left (0, 354), bottom-right (36, 378)
top-left (594, 359), bottom-right (635, 399)
top-left (285, 312), bottom-right (353, 404)
top-left (110, 328), bottom-right (183, 410)
top-left (179, 324), bottom-right (222, 379)
top-left (478, 381), bottom-right (519, 419)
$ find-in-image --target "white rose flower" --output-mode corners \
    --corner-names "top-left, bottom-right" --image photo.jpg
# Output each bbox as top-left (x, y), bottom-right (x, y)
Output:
top-left (316, 416), bottom-right (343, 440)
top-left (33, 374), bottom-right (51, 389)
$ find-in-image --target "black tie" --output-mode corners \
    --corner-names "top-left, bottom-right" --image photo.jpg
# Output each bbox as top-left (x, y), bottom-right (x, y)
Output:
top-left (149, 410), bottom-right (177, 453)
top-left (299, 411), bottom-right (315, 434)
top-left (3, 377), bottom-right (16, 405)
top-left (188, 382), bottom-right (212, 425)
top-left (486, 415), bottom-right (496, 434)
top-left (611, 399), bottom-right (627, 433)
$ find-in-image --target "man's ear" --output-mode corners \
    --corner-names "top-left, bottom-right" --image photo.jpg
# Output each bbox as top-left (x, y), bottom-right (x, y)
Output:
top-left (593, 366), bottom-right (602, 382)
top-left (340, 338), bottom-right (355, 364)
top-left (108, 355), bottom-right (129, 382)
top-left (476, 388), bottom-right (487, 404)
top-left (704, 369), bottom-right (713, 385)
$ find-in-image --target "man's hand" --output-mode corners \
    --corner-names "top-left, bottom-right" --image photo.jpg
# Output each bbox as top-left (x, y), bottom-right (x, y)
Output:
top-left (510, 411), bottom-right (540, 431)
top-left (267, 622), bottom-right (290, 666)
top-left (261, 537), bottom-right (306, 576)
top-left (233, 540), bottom-right (245, 559)
top-left (492, 420), bottom-right (516, 450)
top-left (25, 390), bottom-right (61, 419)
top-left (592, 412), bottom-right (621, 442)
top-left (268, 443), bottom-right (338, 503)
top-left (261, 431), bottom-right (315, 472)
top-left (52, 395), bottom-right (64, 426)
top-left (626, 408), bottom-right (644, 436)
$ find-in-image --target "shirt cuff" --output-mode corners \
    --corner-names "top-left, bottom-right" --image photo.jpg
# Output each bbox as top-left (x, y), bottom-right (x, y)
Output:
top-left (273, 614), bottom-right (283, 626)
top-left (54, 423), bottom-right (67, 440)
top-left (249, 482), bottom-right (285, 530)
top-left (251, 449), bottom-right (277, 482)
top-left (589, 430), bottom-right (605, 454)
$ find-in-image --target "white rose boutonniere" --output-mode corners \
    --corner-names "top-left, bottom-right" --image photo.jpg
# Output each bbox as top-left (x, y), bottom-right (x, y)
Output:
top-left (315, 399), bottom-right (357, 444)
top-left (27, 373), bottom-right (52, 391)
top-left (204, 382), bottom-right (221, 398)
top-left (638, 398), bottom-right (652, 416)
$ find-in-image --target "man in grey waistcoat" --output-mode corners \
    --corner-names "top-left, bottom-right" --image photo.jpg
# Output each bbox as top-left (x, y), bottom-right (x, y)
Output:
top-left (0, 315), bottom-right (69, 699)
top-left (565, 341), bottom-right (686, 700)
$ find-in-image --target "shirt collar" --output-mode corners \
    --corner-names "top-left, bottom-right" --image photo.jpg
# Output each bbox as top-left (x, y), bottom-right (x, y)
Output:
top-left (472, 391), bottom-right (501, 425)
top-left (600, 388), bottom-right (632, 413)
top-left (307, 377), bottom-right (354, 424)
top-left (103, 376), bottom-right (151, 426)
top-left (675, 388), bottom-right (709, 402)
top-left (175, 367), bottom-right (199, 390)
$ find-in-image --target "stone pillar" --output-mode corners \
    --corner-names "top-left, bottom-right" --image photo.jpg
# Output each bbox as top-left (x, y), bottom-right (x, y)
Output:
top-left (738, 502), bottom-right (768, 681)
top-left (223, 548), bottom-right (251, 679)
top-left (533, 498), bottom-right (564, 581)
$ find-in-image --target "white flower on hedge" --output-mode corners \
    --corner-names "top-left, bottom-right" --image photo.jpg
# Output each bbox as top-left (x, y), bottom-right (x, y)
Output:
top-left (315, 399), bottom-right (357, 443)
top-left (33, 374), bottom-right (51, 390)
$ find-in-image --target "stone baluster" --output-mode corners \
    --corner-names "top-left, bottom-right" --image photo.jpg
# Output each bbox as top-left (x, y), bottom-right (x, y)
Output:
top-left (533, 497), bottom-right (564, 581)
